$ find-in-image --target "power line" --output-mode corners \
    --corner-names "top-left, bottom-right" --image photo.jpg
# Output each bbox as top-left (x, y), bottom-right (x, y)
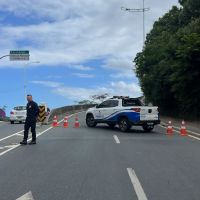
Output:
top-left (121, 0), bottom-right (150, 45)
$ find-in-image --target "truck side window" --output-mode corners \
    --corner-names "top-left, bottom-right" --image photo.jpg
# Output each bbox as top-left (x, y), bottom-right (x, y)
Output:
top-left (98, 101), bottom-right (110, 108)
top-left (122, 99), bottom-right (142, 107)
top-left (98, 100), bottom-right (118, 108)
top-left (109, 100), bottom-right (119, 107)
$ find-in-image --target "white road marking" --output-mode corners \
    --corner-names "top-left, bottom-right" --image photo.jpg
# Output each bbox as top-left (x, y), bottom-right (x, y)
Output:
top-left (4, 144), bottom-right (19, 148)
top-left (159, 124), bottom-right (179, 133)
top-left (187, 130), bottom-right (200, 137)
top-left (0, 112), bottom-right (77, 142)
top-left (16, 191), bottom-right (34, 200)
top-left (159, 125), bottom-right (200, 141)
top-left (16, 133), bottom-right (24, 136)
top-left (0, 113), bottom-right (78, 143)
top-left (188, 135), bottom-right (200, 141)
top-left (0, 127), bottom-right (53, 157)
top-left (0, 113), bottom-right (77, 157)
top-left (127, 168), bottom-right (148, 200)
top-left (0, 145), bottom-right (19, 150)
top-left (0, 130), bottom-right (24, 142)
top-left (113, 135), bottom-right (120, 144)
top-left (159, 124), bottom-right (200, 136)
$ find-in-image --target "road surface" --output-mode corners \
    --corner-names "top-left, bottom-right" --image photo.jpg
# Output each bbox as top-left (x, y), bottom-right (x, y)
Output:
top-left (0, 112), bottom-right (199, 200)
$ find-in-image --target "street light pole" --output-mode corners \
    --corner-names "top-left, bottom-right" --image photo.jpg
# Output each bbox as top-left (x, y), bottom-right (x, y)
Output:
top-left (143, 0), bottom-right (145, 44)
top-left (121, 0), bottom-right (150, 45)
top-left (23, 61), bottom-right (40, 104)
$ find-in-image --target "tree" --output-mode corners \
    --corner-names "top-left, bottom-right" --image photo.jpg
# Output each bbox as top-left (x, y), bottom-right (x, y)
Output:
top-left (134, 0), bottom-right (200, 118)
top-left (76, 100), bottom-right (94, 105)
top-left (90, 93), bottom-right (109, 102)
top-left (74, 93), bottom-right (110, 105)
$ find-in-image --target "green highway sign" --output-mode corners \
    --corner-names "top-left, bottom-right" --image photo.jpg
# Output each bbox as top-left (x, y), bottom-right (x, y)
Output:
top-left (10, 50), bottom-right (29, 54)
top-left (9, 50), bottom-right (30, 61)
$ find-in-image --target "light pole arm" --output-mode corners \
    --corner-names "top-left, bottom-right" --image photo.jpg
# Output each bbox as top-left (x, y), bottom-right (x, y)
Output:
top-left (0, 55), bottom-right (10, 60)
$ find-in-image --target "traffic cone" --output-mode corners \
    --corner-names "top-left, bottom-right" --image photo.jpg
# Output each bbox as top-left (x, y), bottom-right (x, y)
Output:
top-left (52, 116), bottom-right (59, 127)
top-left (63, 115), bottom-right (69, 128)
top-left (166, 121), bottom-right (173, 136)
top-left (73, 114), bottom-right (80, 128)
top-left (180, 120), bottom-right (187, 136)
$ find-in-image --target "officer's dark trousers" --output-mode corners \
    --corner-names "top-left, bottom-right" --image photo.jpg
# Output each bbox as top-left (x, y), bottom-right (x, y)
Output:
top-left (23, 119), bottom-right (36, 141)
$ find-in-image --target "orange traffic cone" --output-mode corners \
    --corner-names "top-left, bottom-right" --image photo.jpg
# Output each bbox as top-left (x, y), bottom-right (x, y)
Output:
top-left (180, 120), bottom-right (187, 136)
top-left (52, 116), bottom-right (59, 127)
top-left (166, 121), bottom-right (173, 136)
top-left (63, 115), bottom-right (69, 128)
top-left (73, 114), bottom-right (80, 128)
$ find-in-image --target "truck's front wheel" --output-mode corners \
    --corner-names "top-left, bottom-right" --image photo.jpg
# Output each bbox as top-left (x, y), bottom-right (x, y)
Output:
top-left (86, 114), bottom-right (97, 127)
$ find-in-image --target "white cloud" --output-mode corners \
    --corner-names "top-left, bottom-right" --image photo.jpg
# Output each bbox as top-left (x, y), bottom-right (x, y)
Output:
top-left (103, 56), bottom-right (134, 71)
top-left (110, 70), bottom-right (135, 79)
top-left (70, 65), bottom-right (93, 71)
top-left (72, 73), bottom-right (95, 78)
top-left (0, 0), bottom-right (179, 73)
top-left (46, 75), bottom-right (62, 79)
top-left (111, 81), bottom-right (141, 95)
top-left (31, 81), bottom-right (63, 88)
top-left (31, 80), bottom-right (142, 100)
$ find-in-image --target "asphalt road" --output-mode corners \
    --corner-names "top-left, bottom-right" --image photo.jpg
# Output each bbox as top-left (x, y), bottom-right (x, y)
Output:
top-left (0, 121), bottom-right (24, 139)
top-left (0, 112), bottom-right (200, 200)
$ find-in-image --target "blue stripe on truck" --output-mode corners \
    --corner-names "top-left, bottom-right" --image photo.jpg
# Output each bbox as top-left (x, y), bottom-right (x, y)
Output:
top-left (103, 110), bottom-right (140, 122)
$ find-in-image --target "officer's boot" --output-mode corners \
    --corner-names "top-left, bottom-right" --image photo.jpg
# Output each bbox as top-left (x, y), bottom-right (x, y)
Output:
top-left (20, 140), bottom-right (27, 145)
top-left (29, 140), bottom-right (36, 145)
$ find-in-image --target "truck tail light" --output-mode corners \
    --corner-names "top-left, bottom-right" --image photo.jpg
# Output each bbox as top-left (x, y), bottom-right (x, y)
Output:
top-left (132, 108), bottom-right (141, 112)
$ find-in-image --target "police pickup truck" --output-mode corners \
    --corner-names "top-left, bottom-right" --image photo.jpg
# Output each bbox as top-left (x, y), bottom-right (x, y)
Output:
top-left (86, 96), bottom-right (160, 132)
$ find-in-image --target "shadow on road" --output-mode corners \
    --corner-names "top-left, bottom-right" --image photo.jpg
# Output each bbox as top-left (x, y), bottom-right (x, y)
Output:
top-left (89, 125), bottom-right (159, 135)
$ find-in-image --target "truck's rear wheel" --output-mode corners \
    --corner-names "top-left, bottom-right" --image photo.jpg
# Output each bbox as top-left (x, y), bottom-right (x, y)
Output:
top-left (142, 125), bottom-right (154, 132)
top-left (118, 118), bottom-right (131, 132)
top-left (86, 114), bottom-right (97, 127)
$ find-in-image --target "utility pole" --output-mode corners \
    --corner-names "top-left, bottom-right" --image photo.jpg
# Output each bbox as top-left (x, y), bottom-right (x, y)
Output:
top-left (121, 0), bottom-right (150, 45)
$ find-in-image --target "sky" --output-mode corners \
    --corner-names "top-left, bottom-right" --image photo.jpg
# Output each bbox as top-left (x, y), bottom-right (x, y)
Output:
top-left (0, 0), bottom-right (179, 115)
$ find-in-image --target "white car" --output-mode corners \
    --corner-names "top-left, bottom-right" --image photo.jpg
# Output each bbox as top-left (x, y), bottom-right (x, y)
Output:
top-left (86, 96), bottom-right (160, 132)
top-left (10, 105), bottom-right (27, 124)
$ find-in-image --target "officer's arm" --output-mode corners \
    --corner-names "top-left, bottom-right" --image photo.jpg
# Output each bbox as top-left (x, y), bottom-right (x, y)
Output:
top-left (35, 103), bottom-right (39, 117)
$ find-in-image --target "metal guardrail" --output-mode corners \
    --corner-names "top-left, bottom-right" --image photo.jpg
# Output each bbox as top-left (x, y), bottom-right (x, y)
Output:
top-left (45, 104), bottom-right (95, 124)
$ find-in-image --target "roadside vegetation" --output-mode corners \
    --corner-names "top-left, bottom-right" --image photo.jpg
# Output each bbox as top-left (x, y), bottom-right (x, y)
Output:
top-left (134, 0), bottom-right (200, 119)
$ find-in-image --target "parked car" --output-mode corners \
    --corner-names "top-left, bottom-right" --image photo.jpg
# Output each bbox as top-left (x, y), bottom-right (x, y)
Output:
top-left (10, 105), bottom-right (27, 124)
top-left (86, 96), bottom-right (160, 132)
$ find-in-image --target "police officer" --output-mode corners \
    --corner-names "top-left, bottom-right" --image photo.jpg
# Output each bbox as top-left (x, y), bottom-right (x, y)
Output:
top-left (20, 94), bottom-right (39, 145)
